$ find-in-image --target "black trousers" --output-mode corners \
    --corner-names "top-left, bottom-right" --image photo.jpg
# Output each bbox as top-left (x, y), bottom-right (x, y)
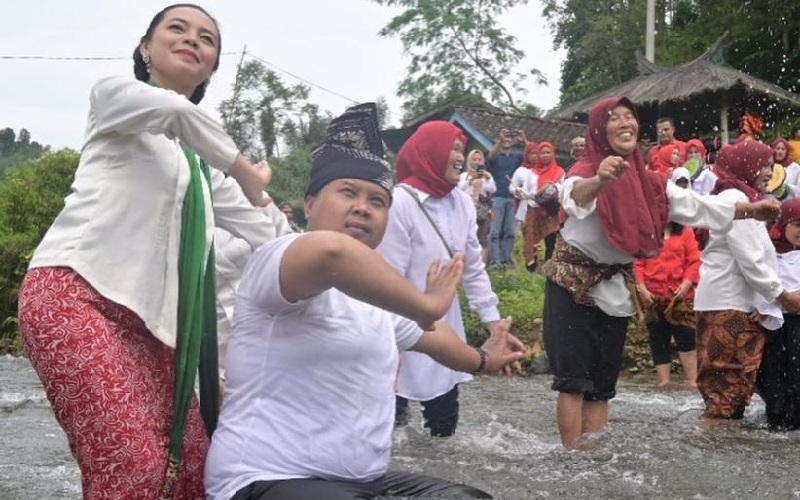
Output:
top-left (395, 385), bottom-right (459, 437)
top-left (230, 470), bottom-right (492, 500)
top-left (757, 315), bottom-right (800, 430)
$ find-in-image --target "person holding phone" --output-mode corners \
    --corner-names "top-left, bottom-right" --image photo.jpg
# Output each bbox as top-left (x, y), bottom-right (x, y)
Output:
top-left (458, 150), bottom-right (496, 264)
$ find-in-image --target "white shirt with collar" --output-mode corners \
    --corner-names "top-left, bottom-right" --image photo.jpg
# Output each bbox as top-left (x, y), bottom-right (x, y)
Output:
top-left (29, 76), bottom-right (275, 349)
top-left (377, 184), bottom-right (500, 400)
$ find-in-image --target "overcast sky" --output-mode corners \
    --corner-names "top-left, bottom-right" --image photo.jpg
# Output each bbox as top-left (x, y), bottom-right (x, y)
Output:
top-left (1, 0), bottom-right (565, 150)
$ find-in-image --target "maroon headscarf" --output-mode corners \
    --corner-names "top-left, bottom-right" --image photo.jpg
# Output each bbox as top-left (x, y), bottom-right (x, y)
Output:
top-left (568, 96), bottom-right (668, 258)
top-left (711, 141), bottom-right (774, 202)
top-left (773, 138), bottom-right (792, 167)
top-left (770, 198), bottom-right (800, 254)
top-left (396, 121), bottom-right (467, 198)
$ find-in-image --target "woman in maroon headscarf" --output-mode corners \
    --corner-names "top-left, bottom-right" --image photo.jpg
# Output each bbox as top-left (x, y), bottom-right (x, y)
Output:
top-left (694, 141), bottom-right (800, 421)
top-left (755, 198), bottom-right (800, 430)
top-left (377, 121), bottom-right (524, 438)
top-left (540, 97), bottom-right (785, 448)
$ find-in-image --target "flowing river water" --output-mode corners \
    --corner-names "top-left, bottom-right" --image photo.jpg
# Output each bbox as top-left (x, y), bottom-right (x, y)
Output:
top-left (2, 354), bottom-right (800, 499)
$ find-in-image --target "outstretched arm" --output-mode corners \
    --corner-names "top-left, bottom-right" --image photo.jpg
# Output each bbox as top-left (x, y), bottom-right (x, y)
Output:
top-left (280, 231), bottom-right (463, 329)
top-left (410, 317), bottom-right (527, 374)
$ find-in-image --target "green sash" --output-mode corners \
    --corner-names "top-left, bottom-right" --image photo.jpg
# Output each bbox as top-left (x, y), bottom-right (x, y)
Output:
top-left (164, 146), bottom-right (220, 490)
top-left (146, 81), bottom-right (218, 496)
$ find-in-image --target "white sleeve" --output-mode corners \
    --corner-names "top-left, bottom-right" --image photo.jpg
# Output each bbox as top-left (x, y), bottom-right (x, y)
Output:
top-left (89, 76), bottom-right (239, 172)
top-left (483, 175), bottom-right (497, 196)
top-left (211, 170), bottom-right (278, 251)
top-left (666, 181), bottom-right (735, 232)
top-left (237, 234), bottom-right (306, 315)
top-left (458, 199), bottom-right (501, 322)
top-left (392, 315), bottom-right (424, 351)
top-left (724, 219), bottom-right (784, 301)
top-left (560, 176), bottom-right (597, 219)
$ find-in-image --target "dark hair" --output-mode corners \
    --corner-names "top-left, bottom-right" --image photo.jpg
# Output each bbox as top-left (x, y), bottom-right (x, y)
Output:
top-left (132, 3), bottom-right (221, 104)
top-left (656, 117), bottom-right (675, 128)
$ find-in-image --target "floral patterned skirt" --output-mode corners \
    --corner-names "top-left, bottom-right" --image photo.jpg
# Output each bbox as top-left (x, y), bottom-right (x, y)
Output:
top-left (696, 310), bottom-right (766, 419)
top-left (18, 267), bottom-right (208, 499)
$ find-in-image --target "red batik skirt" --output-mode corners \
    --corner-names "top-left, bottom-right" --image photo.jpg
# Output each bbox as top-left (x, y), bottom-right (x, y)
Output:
top-left (18, 267), bottom-right (208, 499)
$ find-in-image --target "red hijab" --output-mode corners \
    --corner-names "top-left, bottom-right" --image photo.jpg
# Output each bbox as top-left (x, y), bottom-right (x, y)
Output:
top-left (654, 144), bottom-right (679, 178)
top-left (711, 141), bottom-right (773, 202)
top-left (686, 138), bottom-right (707, 160)
top-left (568, 96), bottom-right (668, 258)
top-left (533, 142), bottom-right (565, 186)
top-left (773, 138), bottom-right (792, 167)
top-left (396, 121), bottom-right (467, 197)
top-left (521, 141), bottom-right (538, 170)
top-left (771, 198), bottom-right (800, 254)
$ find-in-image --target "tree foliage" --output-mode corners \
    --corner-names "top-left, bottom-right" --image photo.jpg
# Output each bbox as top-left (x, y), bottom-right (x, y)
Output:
top-left (218, 59), bottom-right (330, 159)
top-left (0, 127), bottom-right (47, 181)
top-left (543, 0), bottom-right (800, 106)
top-left (371, 0), bottom-right (546, 120)
top-left (0, 149), bottom-right (79, 342)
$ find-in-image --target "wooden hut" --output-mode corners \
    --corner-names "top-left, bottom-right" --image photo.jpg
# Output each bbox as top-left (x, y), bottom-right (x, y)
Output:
top-left (547, 35), bottom-right (800, 143)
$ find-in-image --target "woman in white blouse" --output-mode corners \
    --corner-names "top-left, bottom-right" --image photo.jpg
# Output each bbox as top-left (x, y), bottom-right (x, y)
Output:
top-left (378, 121), bottom-right (517, 437)
top-left (695, 141), bottom-right (800, 421)
top-left (16, 5), bottom-right (273, 498)
top-left (541, 97), bottom-right (785, 448)
top-left (457, 150), bottom-right (496, 264)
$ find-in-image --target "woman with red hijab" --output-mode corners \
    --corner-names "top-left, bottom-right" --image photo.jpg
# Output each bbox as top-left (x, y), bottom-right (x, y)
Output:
top-left (694, 141), bottom-right (800, 421)
top-left (520, 142), bottom-right (565, 269)
top-left (540, 97), bottom-right (784, 448)
top-left (653, 143), bottom-right (681, 180)
top-left (377, 121), bottom-right (523, 437)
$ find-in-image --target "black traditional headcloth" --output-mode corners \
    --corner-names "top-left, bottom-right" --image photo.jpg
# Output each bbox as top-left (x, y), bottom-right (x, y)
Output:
top-left (306, 102), bottom-right (394, 196)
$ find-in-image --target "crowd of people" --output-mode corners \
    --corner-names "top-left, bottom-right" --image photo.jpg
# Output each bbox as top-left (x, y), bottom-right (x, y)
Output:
top-left (15, 3), bottom-right (800, 499)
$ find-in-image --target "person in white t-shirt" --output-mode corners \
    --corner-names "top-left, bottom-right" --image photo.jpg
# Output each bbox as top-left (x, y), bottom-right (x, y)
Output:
top-left (205, 103), bottom-right (526, 500)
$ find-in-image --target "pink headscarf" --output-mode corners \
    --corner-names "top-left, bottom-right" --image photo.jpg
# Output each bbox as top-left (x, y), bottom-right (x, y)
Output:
top-left (711, 141), bottom-right (774, 202)
top-left (396, 121), bottom-right (467, 198)
top-left (568, 97), bottom-right (668, 258)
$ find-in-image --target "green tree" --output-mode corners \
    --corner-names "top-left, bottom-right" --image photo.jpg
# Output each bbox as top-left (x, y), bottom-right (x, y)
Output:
top-left (543, 0), bottom-right (645, 106)
top-left (0, 127), bottom-right (47, 180)
top-left (371, 0), bottom-right (546, 119)
top-left (544, 0), bottom-right (800, 105)
top-left (0, 149), bottom-right (79, 343)
top-left (219, 59), bottom-right (313, 159)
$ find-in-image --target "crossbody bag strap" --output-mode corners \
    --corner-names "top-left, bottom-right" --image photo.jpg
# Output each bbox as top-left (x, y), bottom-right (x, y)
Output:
top-left (398, 184), bottom-right (454, 258)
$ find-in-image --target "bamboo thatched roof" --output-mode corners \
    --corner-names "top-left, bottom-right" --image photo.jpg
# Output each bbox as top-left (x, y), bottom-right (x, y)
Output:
top-left (547, 35), bottom-right (800, 123)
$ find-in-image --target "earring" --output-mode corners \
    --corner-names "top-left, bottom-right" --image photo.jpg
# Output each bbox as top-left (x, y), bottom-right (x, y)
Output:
top-left (142, 53), bottom-right (151, 70)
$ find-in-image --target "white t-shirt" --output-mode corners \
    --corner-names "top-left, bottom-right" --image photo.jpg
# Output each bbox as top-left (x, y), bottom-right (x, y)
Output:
top-left (205, 234), bottom-right (424, 500)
